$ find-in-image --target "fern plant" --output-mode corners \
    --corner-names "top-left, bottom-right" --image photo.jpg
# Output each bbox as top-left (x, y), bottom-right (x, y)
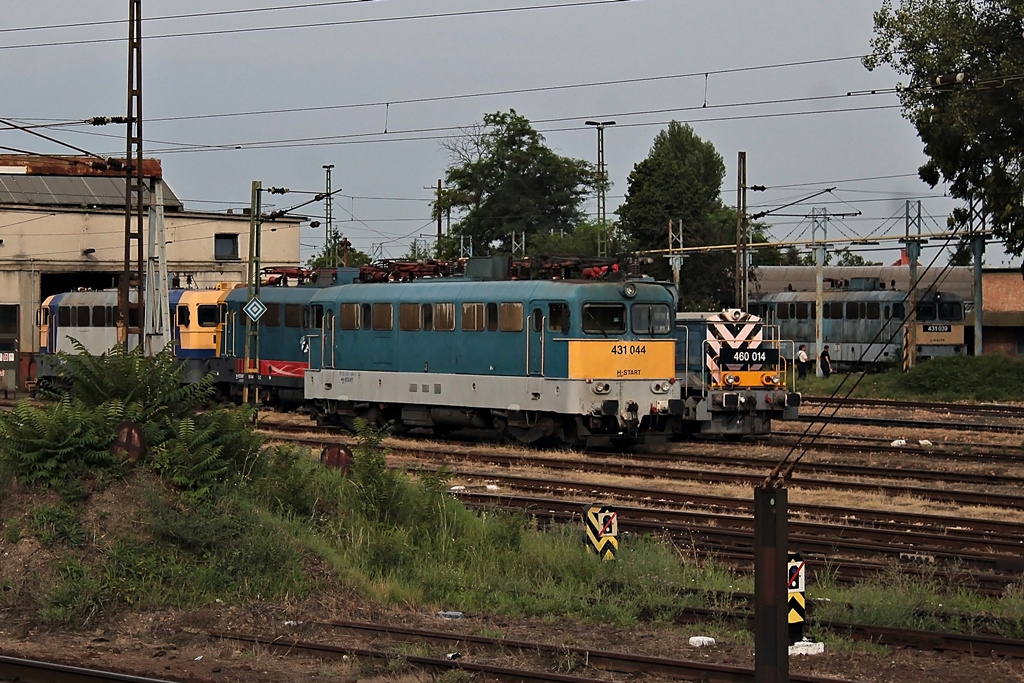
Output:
top-left (41, 340), bottom-right (215, 423)
top-left (0, 397), bottom-right (122, 489)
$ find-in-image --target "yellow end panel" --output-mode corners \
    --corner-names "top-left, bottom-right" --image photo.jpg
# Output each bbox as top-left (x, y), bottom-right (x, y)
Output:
top-left (178, 289), bottom-right (227, 353)
top-left (568, 340), bottom-right (675, 379)
top-left (916, 323), bottom-right (963, 345)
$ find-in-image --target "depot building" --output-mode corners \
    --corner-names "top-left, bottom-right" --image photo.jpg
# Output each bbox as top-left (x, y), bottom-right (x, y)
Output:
top-left (0, 155), bottom-right (301, 393)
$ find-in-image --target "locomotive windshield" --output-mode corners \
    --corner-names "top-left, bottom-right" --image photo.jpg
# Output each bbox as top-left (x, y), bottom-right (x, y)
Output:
top-left (631, 303), bottom-right (672, 335)
top-left (582, 303), bottom-right (626, 336)
top-left (939, 301), bottom-right (964, 321)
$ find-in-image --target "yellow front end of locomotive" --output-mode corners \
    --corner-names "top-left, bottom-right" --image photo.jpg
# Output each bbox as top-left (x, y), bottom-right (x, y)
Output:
top-left (567, 339), bottom-right (675, 380)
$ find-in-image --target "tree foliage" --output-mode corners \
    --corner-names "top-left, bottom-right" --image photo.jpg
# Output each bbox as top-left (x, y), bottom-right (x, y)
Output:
top-left (435, 110), bottom-right (596, 255)
top-left (865, 0), bottom-right (1024, 254)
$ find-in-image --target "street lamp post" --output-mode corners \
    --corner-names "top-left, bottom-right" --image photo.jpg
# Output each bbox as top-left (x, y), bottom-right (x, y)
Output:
top-left (585, 120), bottom-right (616, 258)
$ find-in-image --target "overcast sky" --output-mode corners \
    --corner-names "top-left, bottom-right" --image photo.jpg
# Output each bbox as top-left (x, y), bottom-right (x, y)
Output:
top-left (2, 0), bottom-right (1015, 268)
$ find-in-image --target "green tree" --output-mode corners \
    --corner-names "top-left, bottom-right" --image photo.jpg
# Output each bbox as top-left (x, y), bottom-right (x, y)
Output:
top-left (617, 122), bottom-right (742, 306)
top-left (833, 247), bottom-right (882, 266)
top-left (865, 0), bottom-right (1024, 254)
top-left (435, 110), bottom-right (597, 256)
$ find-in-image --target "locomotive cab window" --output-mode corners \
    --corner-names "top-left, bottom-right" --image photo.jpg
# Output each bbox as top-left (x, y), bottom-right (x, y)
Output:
top-left (582, 303), bottom-right (625, 335)
top-left (548, 303), bottom-right (570, 333)
top-left (340, 303), bottom-right (359, 330)
top-left (77, 305), bottom-right (89, 326)
top-left (918, 302), bottom-right (937, 320)
top-left (421, 303), bottom-right (433, 331)
top-left (198, 305), bottom-right (220, 327)
top-left (632, 303), bottom-right (672, 334)
top-left (939, 302), bottom-right (964, 321)
top-left (92, 305), bottom-right (106, 327)
top-left (361, 303), bottom-right (372, 330)
top-left (176, 305), bottom-right (190, 327)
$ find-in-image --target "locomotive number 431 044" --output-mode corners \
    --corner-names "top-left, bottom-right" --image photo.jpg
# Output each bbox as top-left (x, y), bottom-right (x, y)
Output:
top-left (610, 344), bottom-right (646, 355)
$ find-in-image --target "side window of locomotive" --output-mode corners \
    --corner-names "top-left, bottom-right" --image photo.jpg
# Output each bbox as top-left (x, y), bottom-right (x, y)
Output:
top-left (361, 303), bottom-right (372, 330)
top-left (92, 305), bottom-right (106, 327)
top-left (631, 303), bottom-right (672, 334)
top-left (939, 302), bottom-right (963, 321)
top-left (262, 303), bottom-right (281, 327)
top-left (198, 305), bottom-right (220, 327)
top-left (434, 303), bottom-right (455, 331)
top-left (303, 304), bottom-right (324, 329)
top-left (399, 303), bottom-right (420, 331)
top-left (499, 302), bottom-right (523, 332)
top-left (284, 304), bottom-right (302, 328)
top-left (846, 302), bottom-right (860, 320)
top-left (77, 305), bottom-right (90, 326)
top-left (372, 303), bottom-right (393, 331)
top-left (462, 302), bottom-right (485, 331)
top-left (866, 302), bottom-right (880, 319)
top-left (893, 303), bottom-right (906, 319)
top-left (532, 308), bottom-right (543, 332)
top-left (58, 306), bottom-right (71, 327)
top-left (582, 303), bottom-right (625, 335)
top-left (339, 303), bottom-right (359, 330)
top-left (777, 303), bottom-right (790, 320)
top-left (548, 303), bottom-right (570, 334)
top-left (918, 303), bottom-right (937, 320)
top-left (795, 302), bottom-right (809, 320)
top-left (828, 302), bottom-right (843, 319)
top-left (421, 303), bottom-right (433, 331)
top-left (176, 305), bottom-right (190, 327)
top-left (486, 303), bottom-right (498, 332)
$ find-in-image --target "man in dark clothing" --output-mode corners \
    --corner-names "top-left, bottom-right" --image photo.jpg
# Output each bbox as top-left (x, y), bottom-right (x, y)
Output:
top-left (820, 345), bottom-right (833, 378)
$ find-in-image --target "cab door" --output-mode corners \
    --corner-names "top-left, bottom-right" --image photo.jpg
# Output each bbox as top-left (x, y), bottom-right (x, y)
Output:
top-left (528, 305), bottom-right (544, 376)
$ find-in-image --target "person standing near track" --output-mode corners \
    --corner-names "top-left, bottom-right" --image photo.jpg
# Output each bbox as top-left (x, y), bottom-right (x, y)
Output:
top-left (796, 344), bottom-right (809, 379)
top-left (819, 345), bottom-right (833, 378)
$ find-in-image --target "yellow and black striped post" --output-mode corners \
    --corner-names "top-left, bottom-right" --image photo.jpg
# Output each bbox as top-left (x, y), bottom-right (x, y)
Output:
top-left (788, 551), bottom-right (806, 644)
top-left (583, 504), bottom-right (618, 560)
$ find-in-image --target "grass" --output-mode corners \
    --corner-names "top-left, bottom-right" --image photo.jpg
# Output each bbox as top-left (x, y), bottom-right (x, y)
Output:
top-left (4, 348), bottom-right (1024, 648)
top-left (794, 354), bottom-right (1024, 403)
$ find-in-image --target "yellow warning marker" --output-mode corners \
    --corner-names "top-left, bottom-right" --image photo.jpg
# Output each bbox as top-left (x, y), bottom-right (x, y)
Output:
top-left (788, 552), bottom-right (806, 644)
top-left (584, 504), bottom-right (618, 560)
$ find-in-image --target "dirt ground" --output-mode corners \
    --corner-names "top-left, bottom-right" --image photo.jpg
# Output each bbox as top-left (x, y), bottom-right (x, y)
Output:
top-left (1, 601), bottom-right (1023, 682)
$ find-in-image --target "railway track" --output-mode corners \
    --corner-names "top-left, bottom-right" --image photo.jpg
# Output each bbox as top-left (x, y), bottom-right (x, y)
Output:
top-left (212, 626), bottom-right (861, 683)
top-left (0, 655), bottom-right (176, 682)
top-left (802, 395), bottom-right (1024, 419)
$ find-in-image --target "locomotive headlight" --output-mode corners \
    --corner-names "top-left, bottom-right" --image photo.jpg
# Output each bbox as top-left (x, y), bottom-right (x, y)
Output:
top-left (650, 381), bottom-right (671, 394)
top-left (592, 382), bottom-right (612, 395)
top-left (622, 282), bottom-right (637, 298)
top-left (724, 374), bottom-right (740, 385)
top-left (761, 373), bottom-right (781, 386)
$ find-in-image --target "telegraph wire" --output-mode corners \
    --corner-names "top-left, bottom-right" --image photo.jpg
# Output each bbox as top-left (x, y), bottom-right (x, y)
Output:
top-left (0, 1), bottom-right (644, 51)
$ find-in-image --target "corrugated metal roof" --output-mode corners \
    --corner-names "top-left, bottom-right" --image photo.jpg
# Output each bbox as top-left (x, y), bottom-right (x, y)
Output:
top-left (0, 174), bottom-right (183, 211)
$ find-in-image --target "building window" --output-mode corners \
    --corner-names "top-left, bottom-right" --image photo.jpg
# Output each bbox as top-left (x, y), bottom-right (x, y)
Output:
top-left (214, 233), bottom-right (240, 261)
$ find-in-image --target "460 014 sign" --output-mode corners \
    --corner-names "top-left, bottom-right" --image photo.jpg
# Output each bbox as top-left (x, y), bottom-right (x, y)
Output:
top-left (610, 344), bottom-right (646, 355)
